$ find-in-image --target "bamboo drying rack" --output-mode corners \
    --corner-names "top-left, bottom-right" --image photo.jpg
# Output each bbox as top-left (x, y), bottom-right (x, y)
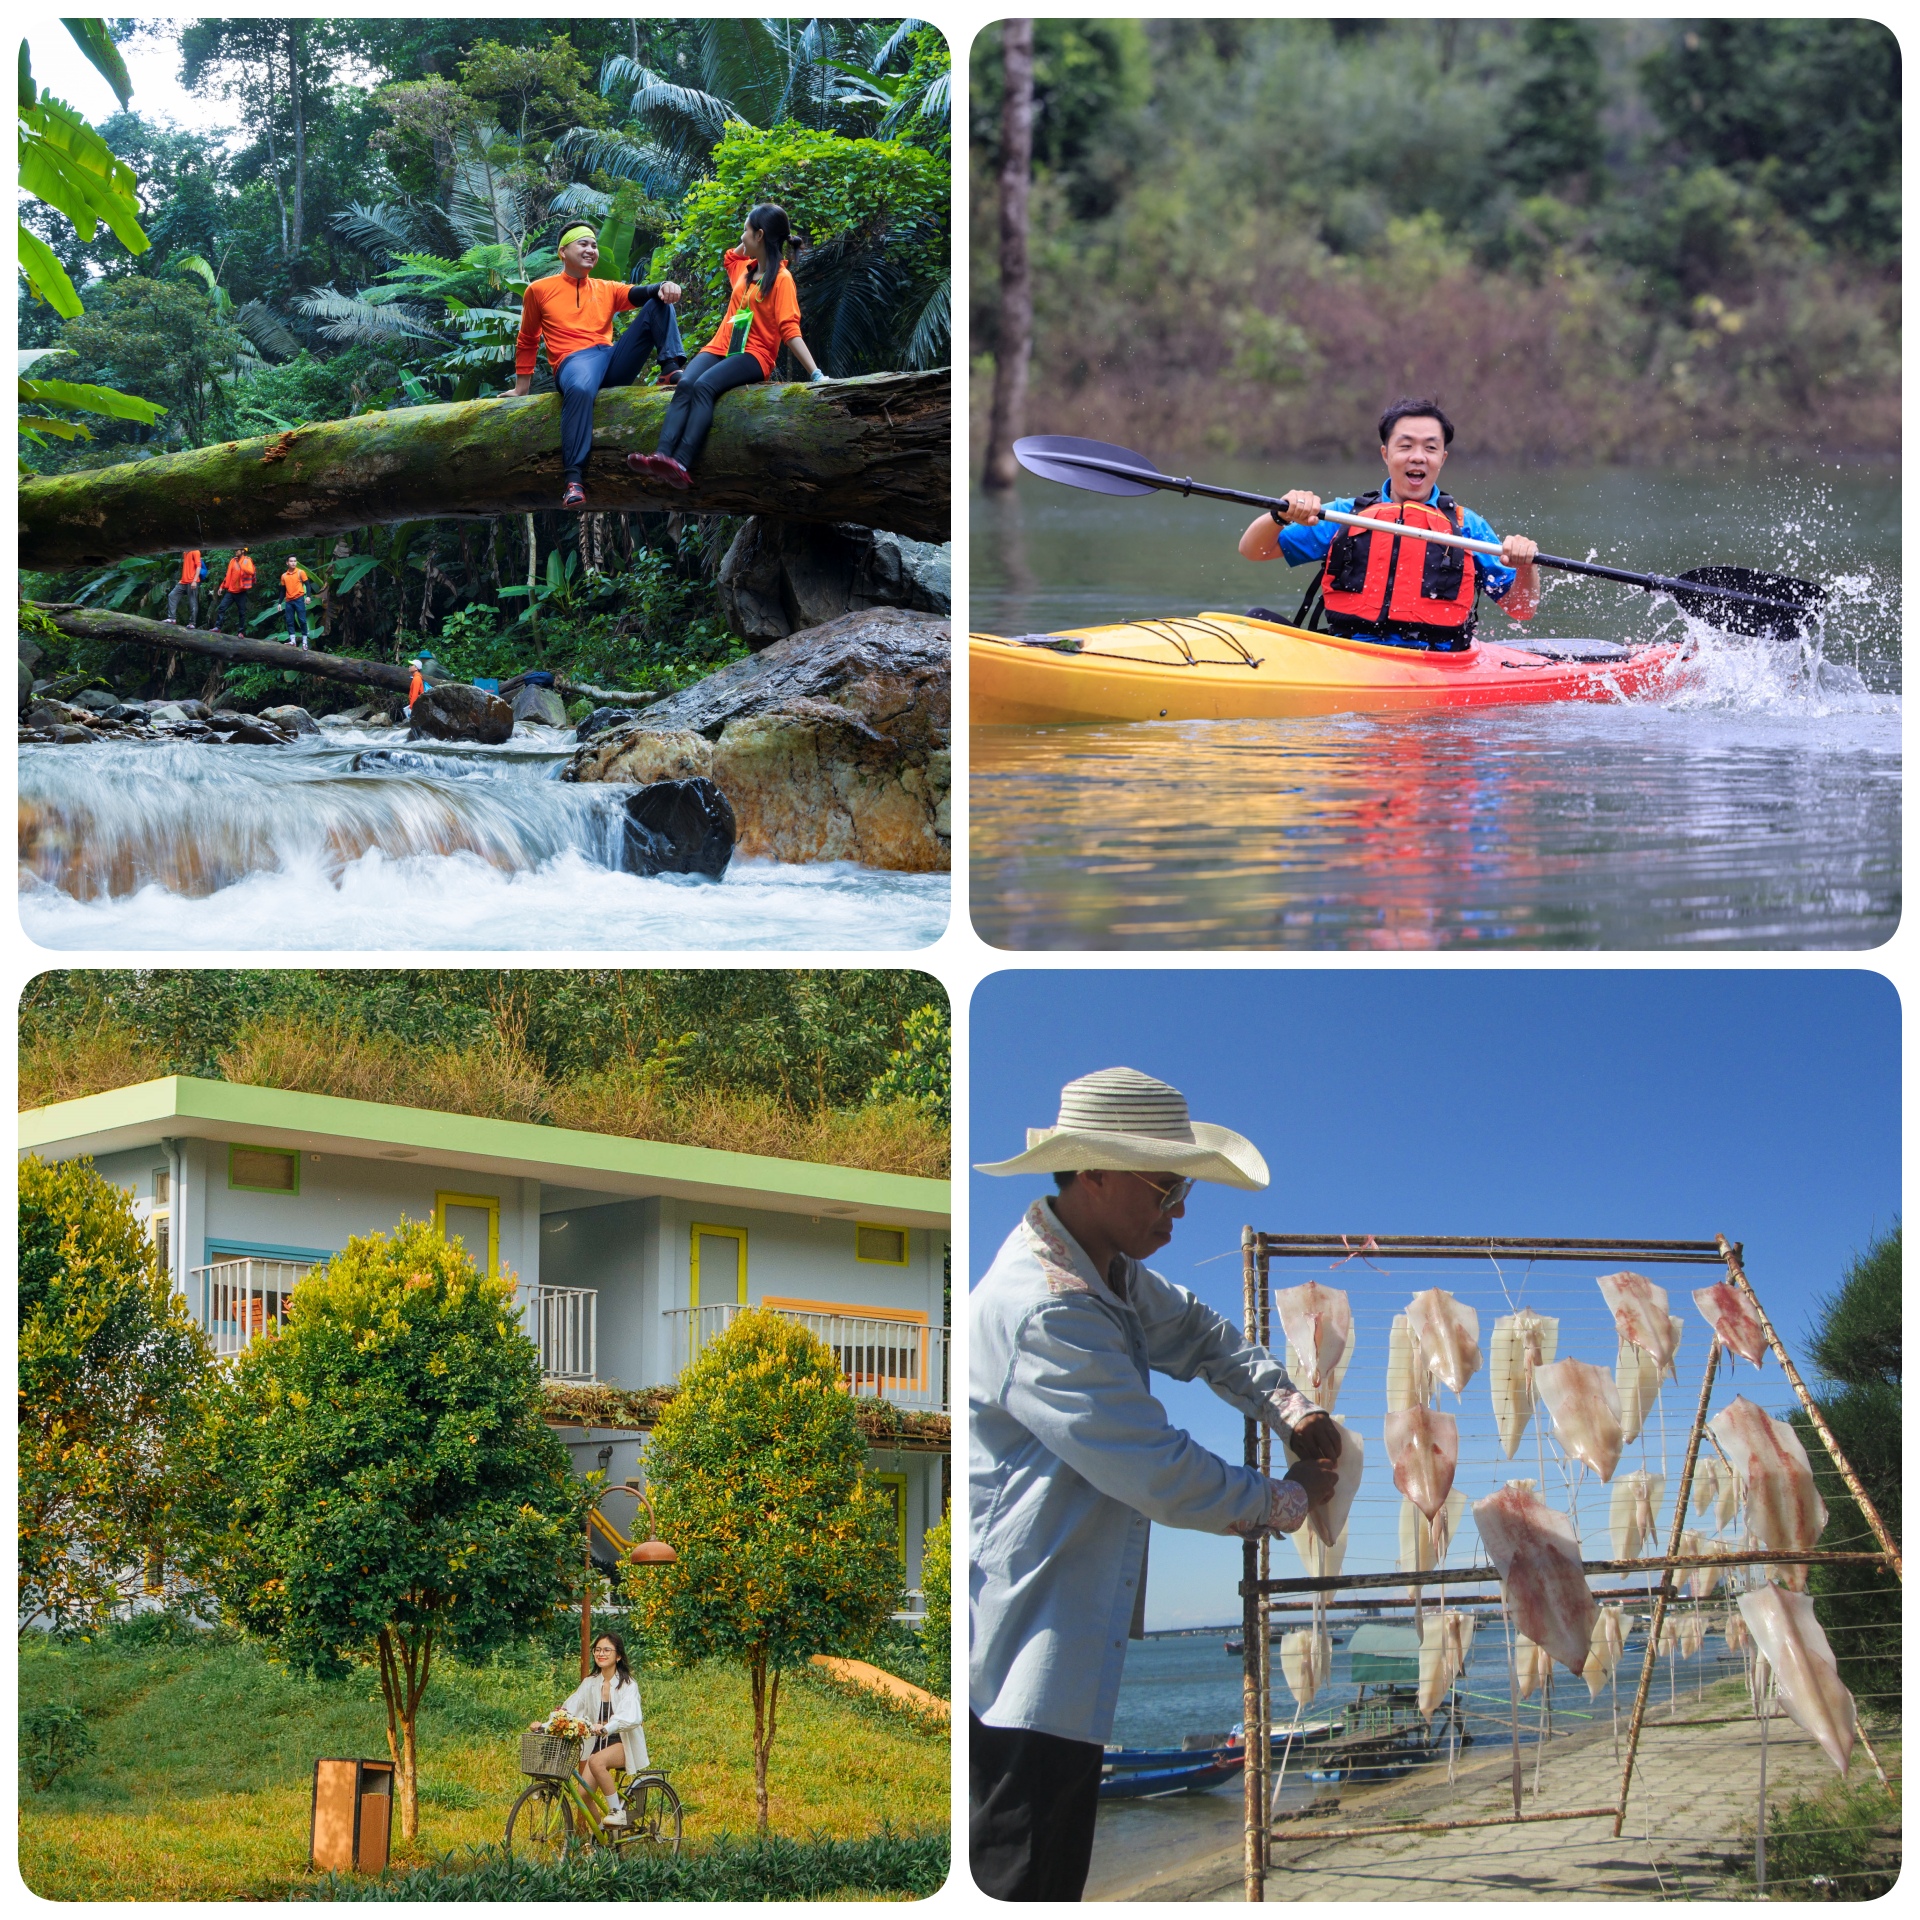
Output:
top-left (1235, 1231), bottom-right (1902, 1904)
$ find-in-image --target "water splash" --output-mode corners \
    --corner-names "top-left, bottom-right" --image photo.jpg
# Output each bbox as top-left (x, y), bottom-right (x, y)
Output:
top-left (18, 733), bottom-right (949, 950)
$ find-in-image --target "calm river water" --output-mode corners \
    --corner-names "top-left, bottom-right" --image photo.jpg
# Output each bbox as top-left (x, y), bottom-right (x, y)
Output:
top-left (970, 462), bottom-right (1900, 949)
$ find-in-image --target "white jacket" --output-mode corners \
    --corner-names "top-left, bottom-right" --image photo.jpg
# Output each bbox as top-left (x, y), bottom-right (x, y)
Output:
top-left (561, 1673), bottom-right (648, 1770)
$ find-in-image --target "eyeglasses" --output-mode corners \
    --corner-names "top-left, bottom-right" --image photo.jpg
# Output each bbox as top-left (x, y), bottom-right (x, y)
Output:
top-left (1133, 1173), bottom-right (1195, 1213)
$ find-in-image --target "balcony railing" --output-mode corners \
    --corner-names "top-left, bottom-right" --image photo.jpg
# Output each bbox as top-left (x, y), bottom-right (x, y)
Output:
top-left (536, 1286), bottom-right (597, 1381)
top-left (191, 1258), bottom-right (316, 1358)
top-left (662, 1304), bottom-right (947, 1411)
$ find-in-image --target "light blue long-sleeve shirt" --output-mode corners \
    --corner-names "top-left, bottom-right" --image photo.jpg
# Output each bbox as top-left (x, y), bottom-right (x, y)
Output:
top-left (969, 1197), bottom-right (1319, 1745)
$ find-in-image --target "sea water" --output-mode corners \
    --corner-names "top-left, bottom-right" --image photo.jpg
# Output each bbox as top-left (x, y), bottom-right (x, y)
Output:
top-left (970, 462), bottom-right (1900, 949)
top-left (18, 726), bottom-right (949, 951)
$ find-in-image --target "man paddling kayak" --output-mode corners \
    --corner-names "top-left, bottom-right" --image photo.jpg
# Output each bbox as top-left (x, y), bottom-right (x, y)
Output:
top-left (1238, 397), bottom-right (1539, 651)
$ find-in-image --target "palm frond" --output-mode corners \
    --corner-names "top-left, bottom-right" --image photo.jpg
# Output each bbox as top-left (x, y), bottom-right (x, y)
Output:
top-left (548, 181), bottom-right (613, 221)
top-left (232, 298), bottom-right (301, 359)
top-left (295, 287), bottom-right (445, 348)
top-left (552, 128), bottom-right (693, 202)
top-left (902, 273), bottom-right (950, 371)
top-left (330, 199), bottom-right (429, 261)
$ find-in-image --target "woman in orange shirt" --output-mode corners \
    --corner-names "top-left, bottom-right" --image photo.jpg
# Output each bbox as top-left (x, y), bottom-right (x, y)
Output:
top-left (628, 203), bottom-right (825, 491)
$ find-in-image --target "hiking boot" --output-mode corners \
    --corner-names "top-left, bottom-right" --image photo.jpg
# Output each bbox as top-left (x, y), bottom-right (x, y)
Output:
top-left (626, 452), bottom-right (686, 488)
top-left (656, 360), bottom-right (685, 388)
top-left (561, 481), bottom-right (587, 510)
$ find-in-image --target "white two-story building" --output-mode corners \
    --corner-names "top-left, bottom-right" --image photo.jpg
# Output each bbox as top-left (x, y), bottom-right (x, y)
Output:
top-left (20, 1076), bottom-right (950, 1592)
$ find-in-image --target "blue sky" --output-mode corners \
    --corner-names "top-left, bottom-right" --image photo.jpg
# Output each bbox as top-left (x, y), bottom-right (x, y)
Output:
top-left (969, 969), bottom-right (1899, 1629)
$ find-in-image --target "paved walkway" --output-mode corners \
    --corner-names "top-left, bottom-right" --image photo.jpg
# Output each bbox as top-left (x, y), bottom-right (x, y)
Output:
top-left (1090, 1699), bottom-right (1880, 1902)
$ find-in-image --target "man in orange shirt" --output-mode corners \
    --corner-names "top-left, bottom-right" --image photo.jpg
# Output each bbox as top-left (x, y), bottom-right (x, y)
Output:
top-left (280, 555), bottom-right (312, 647)
top-left (165, 549), bottom-right (204, 627)
top-left (214, 547), bottom-right (256, 634)
top-left (512, 223), bottom-right (685, 509)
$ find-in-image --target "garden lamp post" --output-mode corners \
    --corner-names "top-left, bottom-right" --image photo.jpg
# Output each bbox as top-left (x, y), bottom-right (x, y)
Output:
top-left (581, 1477), bottom-right (676, 1677)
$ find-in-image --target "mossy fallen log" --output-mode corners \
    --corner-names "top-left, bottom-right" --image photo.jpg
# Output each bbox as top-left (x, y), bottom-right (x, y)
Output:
top-left (31, 603), bottom-right (412, 693)
top-left (20, 369), bottom-right (949, 569)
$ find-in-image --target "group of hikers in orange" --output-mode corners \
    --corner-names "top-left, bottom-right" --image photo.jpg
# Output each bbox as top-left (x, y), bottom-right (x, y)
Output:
top-left (164, 546), bottom-right (310, 644)
top-left (160, 201), bottom-right (818, 650)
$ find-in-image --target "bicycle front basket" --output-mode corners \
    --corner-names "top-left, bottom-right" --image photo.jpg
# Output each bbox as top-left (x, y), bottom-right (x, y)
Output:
top-left (520, 1730), bottom-right (584, 1778)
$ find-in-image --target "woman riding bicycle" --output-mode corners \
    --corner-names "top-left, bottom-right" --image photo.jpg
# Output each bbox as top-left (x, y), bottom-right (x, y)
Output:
top-left (560, 1631), bottom-right (647, 1827)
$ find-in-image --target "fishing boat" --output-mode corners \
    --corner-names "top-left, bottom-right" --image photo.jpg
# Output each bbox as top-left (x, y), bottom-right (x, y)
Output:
top-left (971, 615), bottom-right (1689, 727)
top-left (1099, 1740), bottom-right (1245, 1800)
top-left (1303, 1625), bottom-right (1471, 1784)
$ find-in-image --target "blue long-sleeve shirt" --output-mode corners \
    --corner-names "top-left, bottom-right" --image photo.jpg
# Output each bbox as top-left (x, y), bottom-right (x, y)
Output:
top-left (1274, 481), bottom-right (1518, 600)
top-left (969, 1198), bottom-right (1319, 1745)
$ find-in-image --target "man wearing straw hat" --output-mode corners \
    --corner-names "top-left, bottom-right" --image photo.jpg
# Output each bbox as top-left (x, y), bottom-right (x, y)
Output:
top-left (969, 1067), bottom-right (1344, 1901)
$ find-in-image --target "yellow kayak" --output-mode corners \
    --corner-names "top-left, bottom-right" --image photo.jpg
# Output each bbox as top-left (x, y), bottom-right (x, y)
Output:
top-left (971, 613), bottom-right (1688, 725)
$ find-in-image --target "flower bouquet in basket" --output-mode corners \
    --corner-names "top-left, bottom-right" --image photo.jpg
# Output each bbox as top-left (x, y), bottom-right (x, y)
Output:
top-left (521, 1710), bottom-right (595, 1778)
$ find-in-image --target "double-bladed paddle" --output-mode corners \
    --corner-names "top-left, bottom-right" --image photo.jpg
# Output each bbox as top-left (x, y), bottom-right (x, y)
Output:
top-left (1013, 434), bottom-right (1825, 639)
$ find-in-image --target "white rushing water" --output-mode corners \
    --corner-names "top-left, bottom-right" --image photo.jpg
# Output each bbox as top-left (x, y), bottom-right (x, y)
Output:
top-left (19, 724), bottom-right (950, 951)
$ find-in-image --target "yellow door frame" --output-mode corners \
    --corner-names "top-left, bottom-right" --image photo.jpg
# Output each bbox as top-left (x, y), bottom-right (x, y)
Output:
top-left (870, 1470), bottom-right (910, 1563)
top-left (690, 1223), bottom-right (748, 1309)
top-left (435, 1192), bottom-right (500, 1276)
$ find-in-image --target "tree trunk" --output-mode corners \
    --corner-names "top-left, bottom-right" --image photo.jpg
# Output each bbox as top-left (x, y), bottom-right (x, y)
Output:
top-left (982, 21), bottom-right (1035, 491)
top-left (288, 22), bottom-right (308, 260)
top-left (31, 603), bottom-right (411, 692)
top-left (20, 372), bottom-right (948, 568)
top-left (750, 1647), bottom-right (771, 1835)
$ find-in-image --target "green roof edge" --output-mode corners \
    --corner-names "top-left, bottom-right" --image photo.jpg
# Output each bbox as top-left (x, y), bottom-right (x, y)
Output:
top-left (19, 1076), bottom-right (949, 1216)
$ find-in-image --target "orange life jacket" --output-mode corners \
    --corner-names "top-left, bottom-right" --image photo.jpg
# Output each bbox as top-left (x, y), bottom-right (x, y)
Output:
top-left (1319, 490), bottom-right (1478, 646)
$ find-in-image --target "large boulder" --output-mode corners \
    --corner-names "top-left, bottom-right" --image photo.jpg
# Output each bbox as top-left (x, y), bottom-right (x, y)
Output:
top-left (566, 726), bottom-right (712, 788)
top-left (612, 608), bottom-right (948, 750)
top-left (718, 519), bottom-right (950, 648)
top-left (562, 610), bottom-right (949, 873)
top-left (511, 682), bottom-right (569, 727)
top-left (408, 682), bottom-right (514, 745)
top-left (712, 702), bottom-right (949, 872)
top-left (69, 688), bottom-right (120, 713)
top-left (621, 777), bottom-right (736, 879)
top-left (259, 704), bottom-right (320, 735)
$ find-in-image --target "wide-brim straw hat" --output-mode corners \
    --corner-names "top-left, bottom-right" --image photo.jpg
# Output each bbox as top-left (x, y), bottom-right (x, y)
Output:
top-left (975, 1066), bottom-right (1269, 1190)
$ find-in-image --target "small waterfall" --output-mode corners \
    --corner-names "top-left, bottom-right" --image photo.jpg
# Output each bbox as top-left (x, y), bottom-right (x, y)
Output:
top-left (17, 732), bottom-right (950, 952)
top-left (20, 736), bottom-right (625, 901)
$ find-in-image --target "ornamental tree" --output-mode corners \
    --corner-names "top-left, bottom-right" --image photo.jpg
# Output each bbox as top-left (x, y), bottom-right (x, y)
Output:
top-left (18, 1155), bottom-right (214, 1632)
top-left (632, 1309), bottom-right (901, 1833)
top-left (190, 1219), bottom-right (583, 1839)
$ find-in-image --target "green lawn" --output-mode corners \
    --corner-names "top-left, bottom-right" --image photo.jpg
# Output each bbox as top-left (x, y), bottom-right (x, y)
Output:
top-left (19, 1626), bottom-right (948, 1900)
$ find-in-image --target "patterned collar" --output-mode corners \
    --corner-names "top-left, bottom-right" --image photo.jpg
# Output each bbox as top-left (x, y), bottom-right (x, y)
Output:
top-left (1021, 1197), bottom-right (1130, 1307)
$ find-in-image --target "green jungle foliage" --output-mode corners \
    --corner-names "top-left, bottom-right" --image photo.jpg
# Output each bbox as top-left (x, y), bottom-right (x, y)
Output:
top-left (23, 18), bottom-right (949, 690)
top-left (970, 18), bottom-right (1898, 459)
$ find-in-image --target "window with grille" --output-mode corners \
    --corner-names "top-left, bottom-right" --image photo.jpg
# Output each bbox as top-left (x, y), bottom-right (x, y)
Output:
top-left (855, 1223), bottom-right (909, 1265)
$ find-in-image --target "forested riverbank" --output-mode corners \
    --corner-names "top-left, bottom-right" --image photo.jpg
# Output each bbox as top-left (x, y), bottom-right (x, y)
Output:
top-left (970, 20), bottom-right (1898, 463)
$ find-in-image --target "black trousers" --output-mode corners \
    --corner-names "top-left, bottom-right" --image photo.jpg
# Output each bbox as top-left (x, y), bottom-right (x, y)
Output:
top-left (969, 1714), bottom-right (1104, 1902)
top-left (653, 348), bottom-right (763, 471)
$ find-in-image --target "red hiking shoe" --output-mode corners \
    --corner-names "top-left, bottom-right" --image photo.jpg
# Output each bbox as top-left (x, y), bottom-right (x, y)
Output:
top-left (561, 481), bottom-right (587, 509)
